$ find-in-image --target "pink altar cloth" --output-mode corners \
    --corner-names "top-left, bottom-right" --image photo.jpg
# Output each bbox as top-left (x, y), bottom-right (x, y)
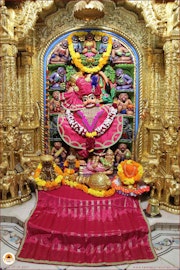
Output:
top-left (16, 186), bottom-right (157, 266)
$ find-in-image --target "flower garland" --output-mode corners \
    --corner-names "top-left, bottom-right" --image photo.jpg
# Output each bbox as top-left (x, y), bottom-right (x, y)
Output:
top-left (34, 163), bottom-right (63, 190)
top-left (112, 177), bottom-right (150, 197)
top-left (63, 159), bottom-right (80, 175)
top-left (65, 106), bottom-right (117, 138)
top-left (117, 160), bottom-right (143, 185)
top-left (68, 31), bottom-right (112, 74)
top-left (62, 178), bottom-right (115, 197)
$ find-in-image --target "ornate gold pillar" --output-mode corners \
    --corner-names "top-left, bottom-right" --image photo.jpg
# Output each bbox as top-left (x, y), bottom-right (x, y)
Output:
top-left (17, 50), bottom-right (41, 157)
top-left (162, 39), bottom-right (180, 176)
top-left (19, 51), bottom-right (34, 122)
top-left (141, 50), bottom-right (164, 163)
top-left (0, 44), bottom-right (18, 117)
top-left (0, 53), bottom-right (3, 162)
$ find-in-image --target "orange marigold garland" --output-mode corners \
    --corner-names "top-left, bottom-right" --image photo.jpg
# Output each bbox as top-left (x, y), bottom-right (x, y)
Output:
top-left (62, 178), bottom-right (115, 197)
top-left (112, 177), bottom-right (150, 197)
top-left (112, 160), bottom-right (150, 196)
top-left (117, 159), bottom-right (143, 185)
top-left (34, 163), bottom-right (63, 190)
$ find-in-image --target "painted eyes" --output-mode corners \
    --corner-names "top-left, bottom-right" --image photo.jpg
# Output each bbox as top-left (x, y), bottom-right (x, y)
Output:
top-left (82, 94), bottom-right (95, 102)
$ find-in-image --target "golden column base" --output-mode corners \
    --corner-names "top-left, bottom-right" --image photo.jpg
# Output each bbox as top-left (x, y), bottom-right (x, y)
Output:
top-left (0, 192), bottom-right (32, 208)
top-left (160, 203), bottom-right (180, 215)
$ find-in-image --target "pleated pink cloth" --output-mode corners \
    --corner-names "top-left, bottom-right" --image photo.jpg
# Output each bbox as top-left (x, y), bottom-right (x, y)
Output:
top-left (16, 186), bottom-right (157, 266)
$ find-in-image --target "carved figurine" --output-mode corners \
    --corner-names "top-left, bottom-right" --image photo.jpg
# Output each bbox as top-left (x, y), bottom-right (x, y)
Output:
top-left (122, 118), bottom-right (133, 140)
top-left (82, 32), bottom-right (98, 57)
top-left (72, 35), bottom-right (82, 53)
top-left (51, 141), bottom-right (67, 164)
top-left (49, 40), bottom-right (69, 64)
top-left (49, 91), bottom-right (61, 113)
top-left (39, 155), bottom-right (57, 181)
top-left (0, 115), bottom-right (35, 206)
top-left (85, 148), bottom-right (115, 175)
top-left (114, 143), bottom-right (132, 165)
top-left (163, 178), bottom-right (180, 206)
top-left (117, 93), bottom-right (134, 114)
top-left (111, 40), bottom-right (133, 64)
top-left (99, 35), bottom-right (109, 53)
top-left (63, 154), bottom-right (80, 174)
top-left (49, 67), bottom-right (66, 89)
top-left (115, 68), bottom-right (133, 90)
top-left (50, 115), bottom-right (60, 139)
top-left (0, 173), bottom-right (18, 200)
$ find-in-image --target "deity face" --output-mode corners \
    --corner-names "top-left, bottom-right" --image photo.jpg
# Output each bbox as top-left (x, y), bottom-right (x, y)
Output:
top-left (42, 161), bottom-right (53, 169)
top-left (119, 143), bottom-right (127, 152)
top-left (82, 93), bottom-right (96, 108)
top-left (112, 40), bottom-right (120, 49)
top-left (57, 67), bottom-right (65, 75)
top-left (61, 40), bottom-right (68, 49)
top-left (102, 36), bottom-right (109, 43)
top-left (119, 93), bottom-right (129, 102)
top-left (54, 142), bottom-right (62, 149)
top-left (72, 35), bottom-right (79, 43)
top-left (52, 91), bottom-right (59, 100)
top-left (116, 68), bottom-right (123, 77)
top-left (86, 33), bottom-right (94, 41)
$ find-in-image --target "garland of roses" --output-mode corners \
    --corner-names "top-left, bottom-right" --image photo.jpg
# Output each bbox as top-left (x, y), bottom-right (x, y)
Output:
top-left (34, 163), bottom-right (63, 189)
top-left (65, 106), bottom-right (117, 138)
top-left (67, 31), bottom-right (112, 74)
top-left (117, 160), bottom-right (144, 186)
top-left (62, 178), bottom-right (115, 198)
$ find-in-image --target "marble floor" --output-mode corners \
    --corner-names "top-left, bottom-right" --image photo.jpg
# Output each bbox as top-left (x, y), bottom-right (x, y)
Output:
top-left (0, 192), bottom-right (180, 270)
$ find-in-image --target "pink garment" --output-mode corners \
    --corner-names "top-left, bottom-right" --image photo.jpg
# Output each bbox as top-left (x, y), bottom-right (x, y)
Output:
top-left (86, 161), bottom-right (106, 172)
top-left (16, 186), bottom-right (157, 266)
top-left (84, 52), bottom-right (96, 57)
top-left (76, 76), bottom-right (102, 99)
top-left (58, 105), bottom-right (123, 156)
top-left (60, 91), bottom-right (84, 111)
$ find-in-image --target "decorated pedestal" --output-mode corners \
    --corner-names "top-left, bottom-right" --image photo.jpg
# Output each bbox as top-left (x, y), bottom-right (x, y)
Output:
top-left (17, 185), bottom-right (156, 266)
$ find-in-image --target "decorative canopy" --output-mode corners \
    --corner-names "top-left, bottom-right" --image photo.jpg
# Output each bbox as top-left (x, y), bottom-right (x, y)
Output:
top-left (73, 0), bottom-right (105, 21)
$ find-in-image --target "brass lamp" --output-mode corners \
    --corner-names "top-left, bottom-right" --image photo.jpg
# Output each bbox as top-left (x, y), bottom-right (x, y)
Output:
top-left (73, 0), bottom-right (105, 21)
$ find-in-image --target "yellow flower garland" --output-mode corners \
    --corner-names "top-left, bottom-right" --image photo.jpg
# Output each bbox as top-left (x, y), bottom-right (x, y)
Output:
top-left (85, 131), bottom-right (97, 138)
top-left (34, 163), bottom-right (63, 189)
top-left (68, 32), bottom-right (112, 74)
top-left (62, 178), bottom-right (115, 198)
top-left (117, 160), bottom-right (143, 186)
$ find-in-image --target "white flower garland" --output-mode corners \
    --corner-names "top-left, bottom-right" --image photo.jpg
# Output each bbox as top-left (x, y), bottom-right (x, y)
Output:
top-left (65, 106), bottom-right (117, 138)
